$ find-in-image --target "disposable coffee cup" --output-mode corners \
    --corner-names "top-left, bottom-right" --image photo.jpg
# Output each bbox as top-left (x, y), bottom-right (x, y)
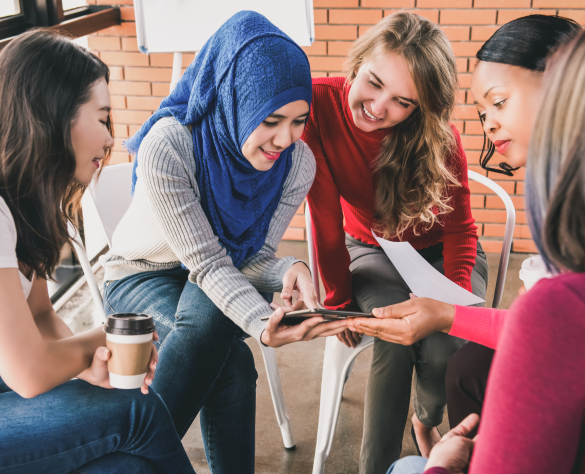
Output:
top-left (519, 256), bottom-right (552, 291)
top-left (104, 313), bottom-right (155, 389)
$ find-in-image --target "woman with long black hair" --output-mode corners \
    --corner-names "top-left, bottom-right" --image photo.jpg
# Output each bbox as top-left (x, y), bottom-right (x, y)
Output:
top-left (0, 30), bottom-right (194, 474)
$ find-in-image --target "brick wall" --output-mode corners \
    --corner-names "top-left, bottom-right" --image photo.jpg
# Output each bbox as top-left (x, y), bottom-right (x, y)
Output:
top-left (88, 0), bottom-right (585, 253)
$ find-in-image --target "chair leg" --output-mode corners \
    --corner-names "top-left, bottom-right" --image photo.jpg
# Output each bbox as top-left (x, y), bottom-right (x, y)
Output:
top-left (313, 335), bottom-right (374, 474)
top-left (259, 344), bottom-right (295, 450)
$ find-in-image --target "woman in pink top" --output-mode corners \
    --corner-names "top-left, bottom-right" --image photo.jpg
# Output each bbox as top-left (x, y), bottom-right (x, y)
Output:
top-left (351, 22), bottom-right (585, 474)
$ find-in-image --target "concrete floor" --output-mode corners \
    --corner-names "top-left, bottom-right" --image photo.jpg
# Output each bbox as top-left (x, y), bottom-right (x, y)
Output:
top-left (56, 241), bottom-right (528, 474)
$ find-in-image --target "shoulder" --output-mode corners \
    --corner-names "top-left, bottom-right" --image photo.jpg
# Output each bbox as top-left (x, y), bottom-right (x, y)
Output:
top-left (138, 117), bottom-right (194, 169)
top-left (286, 140), bottom-right (316, 190)
top-left (0, 196), bottom-right (18, 267)
top-left (510, 273), bottom-right (585, 337)
top-left (444, 124), bottom-right (468, 178)
top-left (0, 197), bottom-right (16, 237)
top-left (311, 76), bottom-right (346, 101)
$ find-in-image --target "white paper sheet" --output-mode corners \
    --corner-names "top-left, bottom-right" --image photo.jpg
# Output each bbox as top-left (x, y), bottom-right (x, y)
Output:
top-left (372, 232), bottom-right (484, 306)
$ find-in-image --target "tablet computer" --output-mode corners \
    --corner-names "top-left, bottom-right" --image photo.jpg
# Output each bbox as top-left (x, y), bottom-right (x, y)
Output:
top-left (261, 308), bottom-right (374, 325)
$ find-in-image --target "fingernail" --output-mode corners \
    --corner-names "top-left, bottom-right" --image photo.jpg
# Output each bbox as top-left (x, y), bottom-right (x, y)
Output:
top-left (146, 378), bottom-right (152, 385)
top-left (153, 362), bottom-right (157, 369)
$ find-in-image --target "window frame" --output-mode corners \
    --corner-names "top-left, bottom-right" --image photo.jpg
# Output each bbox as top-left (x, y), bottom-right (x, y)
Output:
top-left (0, 0), bottom-right (120, 46)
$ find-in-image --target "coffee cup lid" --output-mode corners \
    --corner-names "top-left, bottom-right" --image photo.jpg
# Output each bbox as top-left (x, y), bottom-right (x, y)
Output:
top-left (105, 313), bottom-right (155, 335)
top-left (521, 256), bottom-right (550, 276)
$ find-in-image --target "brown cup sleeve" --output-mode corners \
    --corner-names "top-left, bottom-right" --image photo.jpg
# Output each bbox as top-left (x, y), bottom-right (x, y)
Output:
top-left (106, 340), bottom-right (152, 376)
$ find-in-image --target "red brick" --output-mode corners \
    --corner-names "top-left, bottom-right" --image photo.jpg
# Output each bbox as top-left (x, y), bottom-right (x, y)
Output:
top-left (112, 110), bottom-right (152, 125)
top-left (302, 41), bottom-right (328, 56)
top-left (472, 209), bottom-right (508, 223)
top-left (314, 9), bottom-right (328, 24)
top-left (109, 66), bottom-right (124, 80)
top-left (470, 195), bottom-right (485, 208)
top-left (513, 239), bottom-right (537, 253)
top-left (290, 215), bottom-right (307, 228)
top-left (534, 0), bottom-right (583, 6)
top-left (121, 37), bottom-right (138, 51)
top-left (456, 57), bottom-right (468, 73)
top-left (110, 95), bottom-right (126, 109)
top-left (487, 165), bottom-right (525, 181)
top-left (314, 0), bottom-right (358, 6)
top-left (469, 180), bottom-right (515, 195)
top-left (113, 137), bottom-right (126, 152)
top-left (461, 135), bottom-right (484, 150)
top-left (88, 36), bottom-right (120, 51)
top-left (559, 10), bottom-right (585, 25)
top-left (98, 22), bottom-right (136, 36)
top-left (466, 91), bottom-right (477, 104)
top-left (152, 83), bottom-right (171, 96)
top-left (451, 41), bottom-right (482, 57)
top-left (452, 120), bottom-right (464, 134)
top-left (358, 25), bottom-right (374, 37)
top-left (483, 224), bottom-right (506, 237)
top-left (109, 81), bottom-right (151, 96)
top-left (453, 105), bottom-right (480, 120)
top-left (440, 26), bottom-right (470, 41)
top-left (330, 9), bottom-right (383, 24)
top-left (516, 181), bottom-right (524, 194)
top-left (315, 25), bottom-right (357, 40)
top-left (120, 6), bottom-right (135, 21)
top-left (101, 51), bottom-right (149, 67)
top-left (149, 53), bottom-right (196, 68)
top-left (440, 10), bottom-right (496, 25)
top-left (465, 150), bottom-right (481, 165)
top-left (497, 10), bottom-right (555, 24)
top-left (312, 71), bottom-right (329, 78)
top-left (296, 202), bottom-right (305, 215)
top-left (129, 125), bottom-right (141, 136)
top-left (465, 121), bottom-right (484, 135)
top-left (328, 41), bottom-right (353, 56)
top-left (475, 0), bottom-right (529, 6)
top-left (479, 240), bottom-right (503, 253)
top-left (459, 74), bottom-right (472, 88)
top-left (309, 56), bottom-right (346, 72)
top-left (109, 152), bottom-right (131, 165)
top-left (486, 195), bottom-right (524, 210)
top-left (283, 228), bottom-right (305, 241)
top-left (516, 210), bottom-right (527, 225)
top-left (471, 26), bottom-right (500, 41)
top-left (418, 0), bottom-right (471, 6)
top-left (113, 124), bottom-right (128, 138)
top-left (124, 67), bottom-right (172, 82)
top-left (516, 225), bottom-right (532, 239)
top-left (126, 96), bottom-right (163, 111)
top-left (362, 0), bottom-right (414, 6)
top-left (384, 10), bottom-right (439, 23)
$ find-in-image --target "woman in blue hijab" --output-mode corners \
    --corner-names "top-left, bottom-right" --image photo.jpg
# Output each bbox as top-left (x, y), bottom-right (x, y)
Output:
top-left (101, 11), bottom-right (347, 472)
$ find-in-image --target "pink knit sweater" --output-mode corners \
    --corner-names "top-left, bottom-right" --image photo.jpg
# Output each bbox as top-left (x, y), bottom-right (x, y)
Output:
top-left (426, 272), bottom-right (585, 474)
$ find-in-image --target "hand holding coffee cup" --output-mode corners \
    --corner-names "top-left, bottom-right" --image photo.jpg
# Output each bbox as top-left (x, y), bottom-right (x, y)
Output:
top-left (104, 313), bottom-right (158, 392)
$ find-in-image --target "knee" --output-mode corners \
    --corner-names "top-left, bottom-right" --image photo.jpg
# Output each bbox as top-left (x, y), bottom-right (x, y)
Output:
top-left (230, 342), bottom-right (258, 394)
top-left (446, 345), bottom-right (474, 394)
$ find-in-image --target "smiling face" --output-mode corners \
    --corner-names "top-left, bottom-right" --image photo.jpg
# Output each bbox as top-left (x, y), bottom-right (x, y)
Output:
top-left (241, 100), bottom-right (310, 171)
top-left (71, 78), bottom-right (114, 185)
top-left (471, 60), bottom-right (544, 169)
top-left (347, 51), bottom-right (419, 132)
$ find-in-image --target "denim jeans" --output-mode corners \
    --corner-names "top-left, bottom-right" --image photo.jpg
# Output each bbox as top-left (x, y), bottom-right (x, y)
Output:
top-left (386, 456), bottom-right (427, 474)
top-left (103, 267), bottom-right (258, 474)
top-left (0, 377), bottom-right (194, 474)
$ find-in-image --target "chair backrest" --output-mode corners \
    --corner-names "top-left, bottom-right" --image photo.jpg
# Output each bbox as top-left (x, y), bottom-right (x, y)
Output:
top-left (89, 163), bottom-right (134, 247)
top-left (305, 169), bottom-right (516, 309)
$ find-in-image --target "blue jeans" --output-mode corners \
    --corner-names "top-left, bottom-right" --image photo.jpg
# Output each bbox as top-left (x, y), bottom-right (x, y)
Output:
top-left (0, 377), bottom-right (194, 474)
top-left (387, 456), bottom-right (428, 474)
top-left (103, 267), bottom-right (258, 474)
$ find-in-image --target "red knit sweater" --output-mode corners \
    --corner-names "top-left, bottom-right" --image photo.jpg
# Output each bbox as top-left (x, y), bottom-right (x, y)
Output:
top-left (302, 77), bottom-right (478, 309)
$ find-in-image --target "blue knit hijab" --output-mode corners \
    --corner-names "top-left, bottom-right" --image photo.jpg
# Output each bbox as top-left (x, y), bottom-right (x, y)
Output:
top-left (125, 11), bottom-right (312, 268)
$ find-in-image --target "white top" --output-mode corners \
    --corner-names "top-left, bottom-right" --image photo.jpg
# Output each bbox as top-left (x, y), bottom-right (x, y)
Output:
top-left (0, 197), bottom-right (33, 298)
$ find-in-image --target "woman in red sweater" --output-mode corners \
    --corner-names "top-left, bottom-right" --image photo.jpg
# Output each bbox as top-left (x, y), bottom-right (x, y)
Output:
top-left (381, 26), bottom-right (585, 474)
top-left (302, 12), bottom-right (487, 472)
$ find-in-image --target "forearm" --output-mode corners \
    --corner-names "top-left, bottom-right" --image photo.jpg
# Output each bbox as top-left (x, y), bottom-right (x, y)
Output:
top-left (34, 310), bottom-right (74, 342)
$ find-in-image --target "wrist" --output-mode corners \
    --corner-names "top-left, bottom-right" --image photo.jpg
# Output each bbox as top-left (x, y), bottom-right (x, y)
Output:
top-left (439, 302), bottom-right (455, 333)
top-left (260, 329), bottom-right (269, 347)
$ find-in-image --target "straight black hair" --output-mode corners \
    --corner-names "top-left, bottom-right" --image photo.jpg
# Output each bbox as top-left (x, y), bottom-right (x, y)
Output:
top-left (475, 15), bottom-right (581, 176)
top-left (0, 30), bottom-right (111, 279)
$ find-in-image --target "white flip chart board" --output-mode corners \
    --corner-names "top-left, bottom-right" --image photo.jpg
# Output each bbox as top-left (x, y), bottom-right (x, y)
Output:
top-left (134, 0), bottom-right (315, 54)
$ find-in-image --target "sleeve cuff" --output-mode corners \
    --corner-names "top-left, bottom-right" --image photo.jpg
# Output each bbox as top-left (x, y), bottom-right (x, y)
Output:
top-left (450, 305), bottom-right (497, 349)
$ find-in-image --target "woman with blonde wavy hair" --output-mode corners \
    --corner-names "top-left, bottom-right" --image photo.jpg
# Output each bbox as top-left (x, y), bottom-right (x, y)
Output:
top-left (302, 12), bottom-right (487, 472)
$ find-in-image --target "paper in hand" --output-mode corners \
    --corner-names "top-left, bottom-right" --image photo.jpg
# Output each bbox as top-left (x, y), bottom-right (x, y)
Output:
top-left (372, 231), bottom-right (484, 306)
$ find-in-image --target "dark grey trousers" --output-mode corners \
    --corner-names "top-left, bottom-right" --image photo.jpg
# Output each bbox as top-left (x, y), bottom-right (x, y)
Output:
top-left (345, 235), bottom-right (489, 474)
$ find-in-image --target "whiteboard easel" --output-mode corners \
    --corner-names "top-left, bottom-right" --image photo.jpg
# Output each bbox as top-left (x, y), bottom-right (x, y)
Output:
top-left (134, 0), bottom-right (315, 93)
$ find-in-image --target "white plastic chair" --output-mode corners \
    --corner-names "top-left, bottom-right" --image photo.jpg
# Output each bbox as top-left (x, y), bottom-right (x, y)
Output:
top-left (70, 163), bottom-right (296, 450)
top-left (306, 169), bottom-right (516, 474)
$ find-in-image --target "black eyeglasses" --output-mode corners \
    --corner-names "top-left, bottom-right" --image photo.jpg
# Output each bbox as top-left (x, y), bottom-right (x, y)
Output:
top-left (478, 112), bottom-right (520, 177)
